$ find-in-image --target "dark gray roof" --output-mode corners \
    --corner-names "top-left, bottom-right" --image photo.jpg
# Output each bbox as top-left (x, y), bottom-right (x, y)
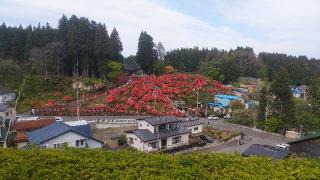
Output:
top-left (0, 90), bottom-right (14, 95)
top-left (0, 103), bottom-right (10, 112)
top-left (288, 132), bottom-right (320, 144)
top-left (128, 129), bottom-right (157, 142)
top-left (124, 60), bottom-right (138, 71)
top-left (181, 119), bottom-right (203, 127)
top-left (140, 116), bottom-right (181, 126)
top-left (296, 144), bottom-right (320, 157)
top-left (28, 122), bottom-right (102, 144)
top-left (126, 125), bottom-right (190, 142)
top-left (242, 144), bottom-right (290, 159)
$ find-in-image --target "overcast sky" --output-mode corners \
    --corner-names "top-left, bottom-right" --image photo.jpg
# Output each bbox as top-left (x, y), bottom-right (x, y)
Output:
top-left (1, 0), bottom-right (320, 58)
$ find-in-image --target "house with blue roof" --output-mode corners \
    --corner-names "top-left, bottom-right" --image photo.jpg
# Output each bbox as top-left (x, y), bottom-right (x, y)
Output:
top-left (291, 86), bottom-right (307, 99)
top-left (208, 94), bottom-right (242, 113)
top-left (28, 122), bottom-right (103, 149)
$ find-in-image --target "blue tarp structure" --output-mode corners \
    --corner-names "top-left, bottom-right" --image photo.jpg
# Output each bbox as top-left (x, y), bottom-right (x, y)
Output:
top-left (208, 94), bottom-right (241, 108)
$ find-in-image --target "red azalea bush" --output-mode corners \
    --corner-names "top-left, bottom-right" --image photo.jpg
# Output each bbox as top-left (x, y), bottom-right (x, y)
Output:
top-left (63, 95), bottom-right (73, 102)
top-left (46, 99), bottom-right (55, 106)
top-left (35, 73), bottom-right (228, 116)
top-left (105, 73), bottom-right (228, 116)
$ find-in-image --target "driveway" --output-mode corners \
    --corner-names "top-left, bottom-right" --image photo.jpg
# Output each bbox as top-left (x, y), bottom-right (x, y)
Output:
top-left (199, 118), bottom-right (289, 153)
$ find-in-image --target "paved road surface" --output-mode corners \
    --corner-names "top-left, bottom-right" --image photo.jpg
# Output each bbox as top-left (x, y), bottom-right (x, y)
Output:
top-left (199, 118), bottom-right (289, 153)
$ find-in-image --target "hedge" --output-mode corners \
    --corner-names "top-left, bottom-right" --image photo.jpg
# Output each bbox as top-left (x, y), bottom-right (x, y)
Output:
top-left (0, 148), bottom-right (320, 179)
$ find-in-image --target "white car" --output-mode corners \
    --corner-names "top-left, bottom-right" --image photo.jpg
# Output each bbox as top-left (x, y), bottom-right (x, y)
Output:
top-left (55, 116), bottom-right (64, 122)
top-left (208, 115), bottom-right (219, 120)
top-left (275, 143), bottom-right (290, 150)
top-left (224, 114), bottom-right (231, 119)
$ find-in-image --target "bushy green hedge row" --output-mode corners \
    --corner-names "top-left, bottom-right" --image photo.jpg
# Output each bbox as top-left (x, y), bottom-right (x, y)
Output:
top-left (0, 148), bottom-right (319, 179)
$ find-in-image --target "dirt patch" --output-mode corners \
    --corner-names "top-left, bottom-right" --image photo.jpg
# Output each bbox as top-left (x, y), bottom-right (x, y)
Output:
top-left (91, 125), bottom-right (137, 141)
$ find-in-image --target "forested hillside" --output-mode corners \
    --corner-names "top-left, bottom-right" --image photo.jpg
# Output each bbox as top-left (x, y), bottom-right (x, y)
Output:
top-left (0, 148), bottom-right (319, 179)
top-left (1, 14), bottom-right (320, 85)
top-left (0, 15), bottom-right (123, 78)
top-left (165, 47), bottom-right (320, 84)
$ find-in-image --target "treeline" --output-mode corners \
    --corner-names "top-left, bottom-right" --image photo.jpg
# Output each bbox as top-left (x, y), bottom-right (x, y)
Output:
top-left (0, 14), bottom-right (123, 78)
top-left (165, 47), bottom-right (320, 84)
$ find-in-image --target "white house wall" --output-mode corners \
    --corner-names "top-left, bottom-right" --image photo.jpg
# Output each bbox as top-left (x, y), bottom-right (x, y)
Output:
top-left (165, 133), bottom-right (189, 149)
top-left (186, 125), bottom-right (203, 134)
top-left (138, 120), bottom-right (155, 133)
top-left (41, 131), bottom-right (102, 148)
top-left (126, 133), bottom-right (144, 151)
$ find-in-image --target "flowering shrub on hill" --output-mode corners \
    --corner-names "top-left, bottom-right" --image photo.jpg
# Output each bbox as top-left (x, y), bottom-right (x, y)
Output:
top-left (105, 73), bottom-right (228, 116)
top-left (35, 73), bottom-right (228, 116)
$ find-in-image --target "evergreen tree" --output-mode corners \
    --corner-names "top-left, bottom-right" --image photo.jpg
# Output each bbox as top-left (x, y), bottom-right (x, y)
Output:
top-left (58, 14), bottom-right (68, 42)
top-left (136, 31), bottom-right (157, 74)
top-left (271, 68), bottom-right (295, 130)
top-left (94, 23), bottom-right (110, 77)
top-left (309, 76), bottom-right (320, 116)
top-left (109, 27), bottom-right (123, 62)
top-left (257, 86), bottom-right (268, 129)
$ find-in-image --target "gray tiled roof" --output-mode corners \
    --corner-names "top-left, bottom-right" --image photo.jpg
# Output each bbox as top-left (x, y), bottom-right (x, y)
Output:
top-left (28, 122), bottom-right (101, 144)
top-left (0, 103), bottom-right (10, 112)
top-left (141, 116), bottom-right (181, 126)
top-left (124, 60), bottom-right (138, 71)
top-left (127, 125), bottom-right (190, 142)
top-left (0, 90), bottom-right (14, 95)
top-left (242, 144), bottom-right (290, 159)
top-left (180, 119), bottom-right (203, 127)
top-left (129, 129), bottom-right (157, 142)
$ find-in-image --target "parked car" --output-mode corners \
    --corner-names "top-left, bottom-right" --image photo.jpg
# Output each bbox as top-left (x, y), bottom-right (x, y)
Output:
top-left (55, 116), bottom-right (64, 122)
top-left (200, 134), bottom-right (214, 143)
top-left (275, 143), bottom-right (290, 150)
top-left (223, 114), bottom-right (231, 119)
top-left (208, 115), bottom-right (219, 120)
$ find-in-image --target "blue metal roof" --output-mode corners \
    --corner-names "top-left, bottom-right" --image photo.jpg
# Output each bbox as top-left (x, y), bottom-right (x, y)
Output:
top-left (208, 94), bottom-right (241, 108)
top-left (215, 94), bottom-right (241, 100)
top-left (28, 122), bottom-right (96, 145)
top-left (208, 102), bottom-right (228, 108)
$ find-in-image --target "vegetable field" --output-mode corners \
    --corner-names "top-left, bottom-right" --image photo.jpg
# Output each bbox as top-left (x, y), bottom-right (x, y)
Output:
top-left (0, 148), bottom-right (319, 179)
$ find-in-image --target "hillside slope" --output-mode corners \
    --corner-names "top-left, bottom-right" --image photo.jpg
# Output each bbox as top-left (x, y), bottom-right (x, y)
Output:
top-left (0, 148), bottom-right (319, 179)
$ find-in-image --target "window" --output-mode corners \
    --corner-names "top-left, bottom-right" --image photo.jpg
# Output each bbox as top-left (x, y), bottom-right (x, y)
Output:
top-left (140, 123), bottom-right (142, 127)
top-left (148, 142), bottom-right (157, 149)
top-left (172, 136), bottom-right (181, 144)
top-left (129, 137), bottom-right (134, 144)
top-left (5, 112), bottom-right (9, 117)
top-left (53, 142), bottom-right (67, 148)
top-left (76, 139), bottom-right (86, 147)
top-left (194, 127), bottom-right (199, 131)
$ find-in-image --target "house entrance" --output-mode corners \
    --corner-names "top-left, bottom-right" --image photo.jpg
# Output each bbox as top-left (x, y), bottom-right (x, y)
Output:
top-left (161, 139), bottom-right (167, 148)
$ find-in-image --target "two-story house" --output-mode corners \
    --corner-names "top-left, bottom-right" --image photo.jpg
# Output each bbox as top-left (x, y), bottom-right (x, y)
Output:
top-left (125, 116), bottom-right (190, 152)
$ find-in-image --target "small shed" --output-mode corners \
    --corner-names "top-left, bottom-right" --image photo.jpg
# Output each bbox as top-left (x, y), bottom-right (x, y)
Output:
top-left (105, 133), bottom-right (122, 149)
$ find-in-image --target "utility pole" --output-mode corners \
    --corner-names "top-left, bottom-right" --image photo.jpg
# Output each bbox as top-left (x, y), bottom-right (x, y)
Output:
top-left (196, 89), bottom-right (199, 117)
top-left (76, 85), bottom-right (80, 121)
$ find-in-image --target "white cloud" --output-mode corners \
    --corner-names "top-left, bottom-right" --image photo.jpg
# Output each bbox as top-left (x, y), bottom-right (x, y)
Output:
top-left (0, 0), bottom-right (319, 58)
top-left (213, 0), bottom-right (320, 57)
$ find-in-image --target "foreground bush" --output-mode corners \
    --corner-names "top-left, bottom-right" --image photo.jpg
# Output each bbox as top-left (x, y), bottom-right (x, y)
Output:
top-left (0, 148), bottom-right (319, 179)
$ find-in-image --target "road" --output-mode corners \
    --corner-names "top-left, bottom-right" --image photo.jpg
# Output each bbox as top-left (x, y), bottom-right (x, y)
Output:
top-left (199, 118), bottom-right (289, 153)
